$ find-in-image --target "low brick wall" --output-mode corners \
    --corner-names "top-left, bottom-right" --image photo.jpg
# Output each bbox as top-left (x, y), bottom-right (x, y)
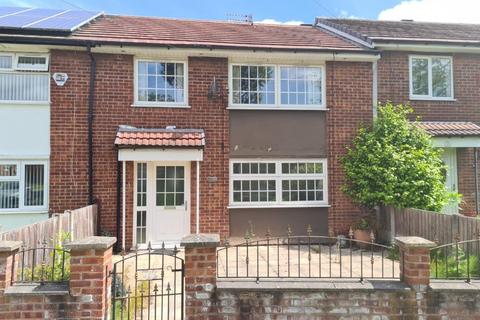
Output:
top-left (0, 236), bottom-right (115, 319)
top-left (184, 234), bottom-right (480, 320)
top-left (214, 281), bottom-right (480, 319)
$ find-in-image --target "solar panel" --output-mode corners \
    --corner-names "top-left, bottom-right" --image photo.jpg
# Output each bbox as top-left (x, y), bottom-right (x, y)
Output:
top-left (28, 10), bottom-right (102, 31)
top-left (0, 6), bottom-right (28, 17)
top-left (0, 6), bottom-right (102, 32)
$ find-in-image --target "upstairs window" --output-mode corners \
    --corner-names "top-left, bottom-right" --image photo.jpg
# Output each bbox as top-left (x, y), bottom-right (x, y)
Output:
top-left (230, 64), bottom-right (324, 109)
top-left (135, 60), bottom-right (187, 106)
top-left (410, 56), bottom-right (453, 100)
top-left (0, 53), bottom-right (50, 103)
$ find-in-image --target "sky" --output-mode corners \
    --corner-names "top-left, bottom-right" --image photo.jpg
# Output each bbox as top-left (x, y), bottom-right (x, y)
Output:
top-left (1, 0), bottom-right (480, 24)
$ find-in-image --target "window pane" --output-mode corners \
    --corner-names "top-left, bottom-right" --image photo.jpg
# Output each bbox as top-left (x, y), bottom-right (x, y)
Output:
top-left (0, 73), bottom-right (49, 102)
top-left (411, 58), bottom-right (429, 96)
top-left (137, 61), bottom-right (185, 103)
top-left (0, 55), bottom-right (12, 69)
top-left (136, 163), bottom-right (147, 207)
top-left (136, 211), bottom-right (146, 244)
top-left (24, 164), bottom-right (44, 206)
top-left (280, 66), bottom-right (322, 106)
top-left (16, 56), bottom-right (47, 70)
top-left (432, 58), bottom-right (452, 98)
top-left (0, 181), bottom-right (19, 209)
top-left (0, 164), bottom-right (16, 177)
top-left (231, 65), bottom-right (275, 105)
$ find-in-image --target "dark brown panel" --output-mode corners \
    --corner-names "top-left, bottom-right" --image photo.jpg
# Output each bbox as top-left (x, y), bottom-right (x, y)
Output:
top-left (229, 110), bottom-right (327, 158)
top-left (229, 207), bottom-right (328, 237)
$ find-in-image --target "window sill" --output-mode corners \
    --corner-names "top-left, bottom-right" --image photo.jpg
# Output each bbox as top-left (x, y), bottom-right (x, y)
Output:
top-left (227, 105), bottom-right (328, 111)
top-left (0, 210), bottom-right (48, 215)
top-left (0, 101), bottom-right (50, 106)
top-left (228, 204), bottom-right (330, 209)
top-left (131, 103), bottom-right (191, 109)
top-left (409, 96), bottom-right (456, 102)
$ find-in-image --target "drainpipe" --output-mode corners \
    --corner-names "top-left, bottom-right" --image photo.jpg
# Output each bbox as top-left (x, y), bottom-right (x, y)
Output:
top-left (87, 45), bottom-right (96, 205)
top-left (475, 147), bottom-right (479, 216)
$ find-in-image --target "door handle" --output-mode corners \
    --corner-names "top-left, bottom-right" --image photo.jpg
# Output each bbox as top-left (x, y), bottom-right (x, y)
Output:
top-left (185, 200), bottom-right (188, 210)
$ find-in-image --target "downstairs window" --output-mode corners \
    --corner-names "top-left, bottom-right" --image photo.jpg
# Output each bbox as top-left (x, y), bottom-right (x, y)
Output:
top-left (230, 159), bottom-right (327, 207)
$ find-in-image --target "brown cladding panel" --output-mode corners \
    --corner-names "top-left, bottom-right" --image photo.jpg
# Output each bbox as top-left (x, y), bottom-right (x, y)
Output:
top-left (229, 207), bottom-right (328, 237)
top-left (229, 110), bottom-right (327, 158)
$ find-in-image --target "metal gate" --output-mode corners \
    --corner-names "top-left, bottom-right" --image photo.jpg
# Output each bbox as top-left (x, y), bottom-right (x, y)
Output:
top-left (111, 244), bottom-right (184, 320)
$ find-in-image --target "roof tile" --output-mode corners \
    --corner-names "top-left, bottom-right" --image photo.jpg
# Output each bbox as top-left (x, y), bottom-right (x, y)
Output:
top-left (70, 15), bottom-right (366, 51)
top-left (115, 126), bottom-right (205, 148)
top-left (413, 122), bottom-right (480, 137)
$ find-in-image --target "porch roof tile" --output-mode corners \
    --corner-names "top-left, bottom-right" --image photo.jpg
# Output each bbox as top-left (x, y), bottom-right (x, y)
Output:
top-left (413, 121), bottom-right (480, 137)
top-left (114, 126), bottom-right (205, 148)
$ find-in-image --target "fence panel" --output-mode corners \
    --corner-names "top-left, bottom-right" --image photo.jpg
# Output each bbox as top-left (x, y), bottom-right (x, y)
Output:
top-left (0, 204), bottom-right (97, 248)
top-left (382, 205), bottom-right (480, 245)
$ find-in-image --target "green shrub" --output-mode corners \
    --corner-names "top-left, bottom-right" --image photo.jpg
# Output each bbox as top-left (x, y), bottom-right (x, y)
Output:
top-left (430, 248), bottom-right (480, 278)
top-left (342, 103), bottom-right (454, 211)
top-left (20, 231), bottom-right (71, 282)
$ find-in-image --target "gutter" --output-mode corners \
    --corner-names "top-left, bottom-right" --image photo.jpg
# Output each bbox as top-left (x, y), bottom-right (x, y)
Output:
top-left (87, 45), bottom-right (96, 206)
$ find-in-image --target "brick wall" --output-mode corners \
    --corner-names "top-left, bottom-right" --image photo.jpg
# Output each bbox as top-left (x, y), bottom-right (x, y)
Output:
top-left (50, 50), bottom-right (230, 247)
top-left (326, 61), bottom-right (373, 234)
top-left (0, 237), bottom-right (115, 320)
top-left (377, 51), bottom-right (480, 215)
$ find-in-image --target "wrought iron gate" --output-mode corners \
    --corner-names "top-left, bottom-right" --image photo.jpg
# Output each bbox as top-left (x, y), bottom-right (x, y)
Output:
top-left (111, 244), bottom-right (184, 320)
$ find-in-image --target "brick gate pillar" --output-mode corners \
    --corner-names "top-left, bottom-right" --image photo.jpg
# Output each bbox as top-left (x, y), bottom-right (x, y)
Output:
top-left (65, 236), bottom-right (116, 320)
top-left (396, 236), bottom-right (435, 292)
top-left (0, 241), bottom-right (22, 293)
top-left (181, 234), bottom-right (219, 320)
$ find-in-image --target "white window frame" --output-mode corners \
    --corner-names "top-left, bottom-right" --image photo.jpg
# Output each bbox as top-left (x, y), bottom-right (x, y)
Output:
top-left (0, 52), bottom-right (50, 104)
top-left (0, 53), bottom-right (14, 71)
top-left (0, 160), bottom-right (49, 213)
top-left (409, 55), bottom-right (454, 101)
top-left (229, 159), bottom-right (328, 208)
top-left (228, 63), bottom-right (326, 110)
top-left (14, 53), bottom-right (49, 72)
top-left (133, 58), bottom-right (189, 108)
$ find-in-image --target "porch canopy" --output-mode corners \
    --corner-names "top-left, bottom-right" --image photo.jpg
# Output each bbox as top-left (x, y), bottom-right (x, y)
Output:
top-left (114, 125), bottom-right (205, 250)
top-left (115, 125), bottom-right (204, 161)
top-left (414, 121), bottom-right (480, 147)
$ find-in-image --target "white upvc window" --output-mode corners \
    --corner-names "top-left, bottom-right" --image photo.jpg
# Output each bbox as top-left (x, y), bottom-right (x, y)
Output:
top-left (229, 64), bottom-right (325, 110)
top-left (409, 55), bottom-right (453, 100)
top-left (229, 159), bottom-right (328, 207)
top-left (134, 59), bottom-right (188, 107)
top-left (0, 160), bottom-right (48, 212)
top-left (0, 52), bottom-right (50, 103)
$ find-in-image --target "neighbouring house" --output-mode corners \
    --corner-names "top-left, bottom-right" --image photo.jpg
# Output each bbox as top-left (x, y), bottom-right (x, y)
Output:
top-left (0, 7), bottom-right (378, 247)
top-left (316, 18), bottom-right (480, 216)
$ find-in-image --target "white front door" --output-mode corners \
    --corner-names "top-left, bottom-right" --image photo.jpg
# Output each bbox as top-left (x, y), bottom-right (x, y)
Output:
top-left (441, 148), bottom-right (459, 214)
top-left (134, 162), bottom-right (190, 246)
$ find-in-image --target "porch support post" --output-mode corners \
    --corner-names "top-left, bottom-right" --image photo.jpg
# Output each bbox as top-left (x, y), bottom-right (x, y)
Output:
top-left (196, 160), bottom-right (200, 234)
top-left (122, 160), bottom-right (126, 251)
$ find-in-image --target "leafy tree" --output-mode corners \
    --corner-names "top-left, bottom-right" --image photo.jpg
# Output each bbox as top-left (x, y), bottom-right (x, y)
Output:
top-left (342, 102), bottom-right (452, 211)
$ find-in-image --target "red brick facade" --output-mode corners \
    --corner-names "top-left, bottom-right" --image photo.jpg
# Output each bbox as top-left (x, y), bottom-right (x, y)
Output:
top-left (50, 50), bottom-right (230, 247)
top-left (326, 61), bottom-right (373, 234)
top-left (377, 51), bottom-right (480, 215)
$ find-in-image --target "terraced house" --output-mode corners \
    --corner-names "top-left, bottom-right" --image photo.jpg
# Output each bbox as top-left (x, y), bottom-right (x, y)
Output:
top-left (1, 7), bottom-right (478, 249)
top-left (317, 18), bottom-right (480, 216)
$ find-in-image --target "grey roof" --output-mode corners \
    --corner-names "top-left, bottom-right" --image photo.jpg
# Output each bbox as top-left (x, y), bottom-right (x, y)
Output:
top-left (316, 18), bottom-right (480, 45)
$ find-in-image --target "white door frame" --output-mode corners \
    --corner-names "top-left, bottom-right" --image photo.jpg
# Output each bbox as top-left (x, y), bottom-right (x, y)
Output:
top-left (441, 148), bottom-right (459, 214)
top-left (133, 161), bottom-right (191, 247)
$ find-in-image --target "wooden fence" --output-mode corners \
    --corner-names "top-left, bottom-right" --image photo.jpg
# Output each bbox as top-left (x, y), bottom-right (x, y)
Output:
top-left (379, 205), bottom-right (480, 245)
top-left (0, 204), bottom-right (98, 248)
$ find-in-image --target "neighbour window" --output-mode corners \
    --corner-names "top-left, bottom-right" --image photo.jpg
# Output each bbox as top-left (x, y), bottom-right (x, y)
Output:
top-left (136, 60), bottom-right (186, 105)
top-left (230, 64), bottom-right (324, 108)
top-left (410, 56), bottom-right (453, 99)
top-left (230, 159), bottom-right (327, 207)
top-left (0, 53), bottom-right (50, 103)
top-left (0, 161), bottom-right (48, 211)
